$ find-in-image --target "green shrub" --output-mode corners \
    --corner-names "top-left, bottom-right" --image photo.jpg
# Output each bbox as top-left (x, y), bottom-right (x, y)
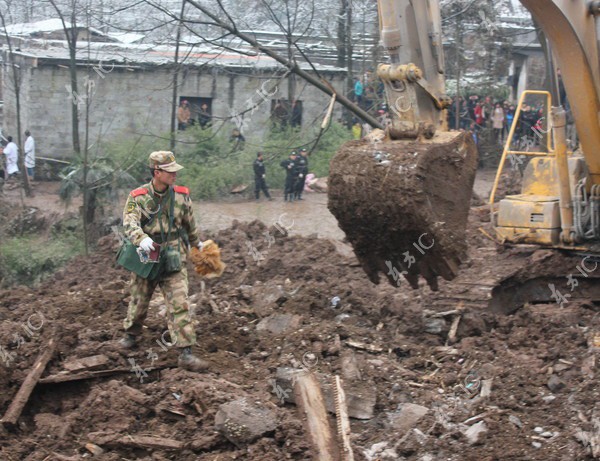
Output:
top-left (176, 127), bottom-right (256, 198)
top-left (260, 122), bottom-right (353, 189)
top-left (94, 122), bottom-right (353, 201)
top-left (98, 134), bottom-right (167, 184)
top-left (0, 229), bottom-right (84, 287)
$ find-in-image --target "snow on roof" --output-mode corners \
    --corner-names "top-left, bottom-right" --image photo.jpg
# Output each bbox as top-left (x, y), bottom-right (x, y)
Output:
top-left (4, 18), bottom-right (114, 41)
top-left (107, 32), bottom-right (146, 44)
top-left (7, 39), bottom-right (347, 73)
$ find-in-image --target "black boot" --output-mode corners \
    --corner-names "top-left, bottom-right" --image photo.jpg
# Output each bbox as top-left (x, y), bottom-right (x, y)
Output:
top-left (118, 333), bottom-right (136, 349)
top-left (178, 347), bottom-right (209, 372)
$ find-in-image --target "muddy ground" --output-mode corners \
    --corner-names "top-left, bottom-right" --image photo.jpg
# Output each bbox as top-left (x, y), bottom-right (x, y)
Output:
top-left (1, 178), bottom-right (600, 460)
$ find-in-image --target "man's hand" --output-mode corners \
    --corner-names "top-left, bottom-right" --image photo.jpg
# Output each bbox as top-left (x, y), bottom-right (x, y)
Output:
top-left (262, 174), bottom-right (266, 178)
top-left (298, 174), bottom-right (304, 178)
top-left (139, 237), bottom-right (155, 253)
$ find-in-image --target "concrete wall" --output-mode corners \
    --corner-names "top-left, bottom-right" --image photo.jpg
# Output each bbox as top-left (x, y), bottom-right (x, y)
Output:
top-left (2, 57), bottom-right (346, 159)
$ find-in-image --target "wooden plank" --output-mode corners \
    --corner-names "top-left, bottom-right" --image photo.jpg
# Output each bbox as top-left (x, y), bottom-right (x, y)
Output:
top-left (62, 354), bottom-right (109, 372)
top-left (39, 366), bottom-right (161, 384)
top-left (447, 315), bottom-right (461, 344)
top-left (116, 435), bottom-right (184, 450)
top-left (1, 337), bottom-right (57, 429)
top-left (345, 340), bottom-right (383, 353)
top-left (293, 373), bottom-right (340, 461)
top-left (88, 432), bottom-right (184, 450)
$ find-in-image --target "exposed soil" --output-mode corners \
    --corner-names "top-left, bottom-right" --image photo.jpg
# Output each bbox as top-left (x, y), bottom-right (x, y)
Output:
top-left (1, 178), bottom-right (600, 461)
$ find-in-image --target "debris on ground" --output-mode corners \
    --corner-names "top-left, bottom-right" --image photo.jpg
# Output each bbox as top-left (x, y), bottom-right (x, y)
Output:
top-left (1, 197), bottom-right (599, 460)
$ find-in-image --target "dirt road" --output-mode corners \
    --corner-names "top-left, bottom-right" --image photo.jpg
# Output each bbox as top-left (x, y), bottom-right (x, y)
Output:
top-left (197, 193), bottom-right (345, 241)
top-left (196, 169), bottom-right (497, 238)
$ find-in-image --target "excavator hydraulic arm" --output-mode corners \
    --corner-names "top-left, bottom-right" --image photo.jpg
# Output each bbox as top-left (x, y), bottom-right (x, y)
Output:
top-left (377, 0), bottom-right (450, 139)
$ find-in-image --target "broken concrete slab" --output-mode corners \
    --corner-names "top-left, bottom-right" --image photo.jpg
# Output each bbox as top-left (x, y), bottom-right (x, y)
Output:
top-left (238, 285), bottom-right (254, 301)
top-left (256, 313), bottom-right (302, 335)
top-left (252, 282), bottom-right (288, 316)
top-left (323, 380), bottom-right (376, 420)
top-left (363, 441), bottom-right (398, 461)
top-left (215, 398), bottom-right (278, 446)
top-left (424, 318), bottom-right (447, 335)
top-left (456, 312), bottom-right (487, 337)
top-left (63, 355), bottom-right (109, 372)
top-left (386, 403), bottom-right (429, 434)
top-left (340, 349), bottom-right (362, 381)
top-left (463, 420), bottom-right (488, 445)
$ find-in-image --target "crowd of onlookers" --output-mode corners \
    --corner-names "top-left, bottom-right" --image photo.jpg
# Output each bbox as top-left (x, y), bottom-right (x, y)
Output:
top-left (447, 95), bottom-right (547, 148)
top-left (350, 73), bottom-right (552, 149)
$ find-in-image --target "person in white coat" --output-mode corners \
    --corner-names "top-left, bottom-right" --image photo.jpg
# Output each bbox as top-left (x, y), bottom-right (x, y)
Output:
top-left (3, 136), bottom-right (19, 178)
top-left (24, 130), bottom-right (35, 180)
top-left (491, 103), bottom-right (506, 144)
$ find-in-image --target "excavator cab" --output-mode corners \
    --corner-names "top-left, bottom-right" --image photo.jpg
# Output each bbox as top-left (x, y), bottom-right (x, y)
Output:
top-left (491, 91), bottom-right (588, 246)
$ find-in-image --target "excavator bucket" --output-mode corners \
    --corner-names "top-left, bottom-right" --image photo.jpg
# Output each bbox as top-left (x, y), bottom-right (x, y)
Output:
top-left (328, 130), bottom-right (478, 290)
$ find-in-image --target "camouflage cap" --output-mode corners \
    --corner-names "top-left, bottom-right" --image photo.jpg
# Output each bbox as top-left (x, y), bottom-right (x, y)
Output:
top-left (148, 151), bottom-right (183, 172)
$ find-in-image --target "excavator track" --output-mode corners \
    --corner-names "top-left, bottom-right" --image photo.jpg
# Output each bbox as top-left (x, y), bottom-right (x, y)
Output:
top-left (424, 245), bottom-right (600, 315)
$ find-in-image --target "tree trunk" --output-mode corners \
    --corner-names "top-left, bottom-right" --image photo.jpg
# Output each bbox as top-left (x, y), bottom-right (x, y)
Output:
top-left (344, 0), bottom-right (353, 127)
top-left (68, 30), bottom-right (81, 156)
top-left (170, 0), bottom-right (187, 150)
top-left (336, 0), bottom-right (348, 68)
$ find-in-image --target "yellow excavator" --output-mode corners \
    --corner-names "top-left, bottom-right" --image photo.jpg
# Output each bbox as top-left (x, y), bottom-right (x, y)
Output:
top-left (328, 0), bottom-right (600, 291)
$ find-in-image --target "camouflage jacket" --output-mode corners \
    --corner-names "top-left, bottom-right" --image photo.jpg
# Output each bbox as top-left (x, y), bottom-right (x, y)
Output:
top-left (122, 182), bottom-right (200, 256)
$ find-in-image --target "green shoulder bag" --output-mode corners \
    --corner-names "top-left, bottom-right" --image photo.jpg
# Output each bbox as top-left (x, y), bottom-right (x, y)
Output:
top-left (116, 239), bottom-right (162, 279)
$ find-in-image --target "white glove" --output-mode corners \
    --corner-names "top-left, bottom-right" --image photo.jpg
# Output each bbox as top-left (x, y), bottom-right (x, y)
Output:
top-left (299, 174), bottom-right (304, 178)
top-left (139, 237), bottom-right (155, 253)
top-left (197, 241), bottom-right (204, 251)
top-left (262, 174), bottom-right (266, 178)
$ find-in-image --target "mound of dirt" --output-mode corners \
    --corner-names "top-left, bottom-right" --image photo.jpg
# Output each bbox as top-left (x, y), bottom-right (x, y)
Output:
top-left (1, 214), bottom-right (599, 461)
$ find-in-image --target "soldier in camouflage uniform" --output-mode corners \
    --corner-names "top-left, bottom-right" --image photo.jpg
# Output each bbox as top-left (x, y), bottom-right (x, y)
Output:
top-left (118, 151), bottom-right (208, 372)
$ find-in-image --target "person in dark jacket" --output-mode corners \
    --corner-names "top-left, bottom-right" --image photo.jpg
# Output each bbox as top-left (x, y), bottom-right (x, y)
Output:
top-left (253, 152), bottom-right (272, 201)
top-left (294, 148), bottom-right (309, 200)
top-left (280, 151), bottom-right (298, 202)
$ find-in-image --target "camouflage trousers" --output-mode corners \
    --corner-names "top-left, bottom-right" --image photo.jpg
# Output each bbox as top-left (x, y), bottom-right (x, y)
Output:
top-left (123, 267), bottom-right (196, 348)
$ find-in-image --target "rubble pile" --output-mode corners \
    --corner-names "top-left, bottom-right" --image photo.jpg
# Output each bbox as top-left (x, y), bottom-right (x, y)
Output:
top-left (1, 216), bottom-right (599, 460)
